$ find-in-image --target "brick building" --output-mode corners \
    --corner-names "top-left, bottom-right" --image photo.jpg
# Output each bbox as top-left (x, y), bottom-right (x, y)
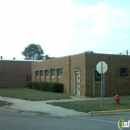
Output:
top-left (0, 60), bottom-right (33, 88)
top-left (32, 53), bottom-right (130, 96)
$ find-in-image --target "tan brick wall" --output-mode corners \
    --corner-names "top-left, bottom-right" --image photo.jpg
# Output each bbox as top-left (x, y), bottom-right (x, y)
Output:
top-left (109, 55), bottom-right (130, 95)
top-left (32, 53), bottom-right (130, 96)
top-left (51, 77), bottom-right (57, 82)
top-left (32, 56), bottom-right (70, 93)
top-left (85, 53), bottom-right (130, 96)
top-left (32, 53), bottom-right (87, 95)
top-left (70, 53), bottom-right (86, 96)
top-left (85, 53), bottom-right (111, 96)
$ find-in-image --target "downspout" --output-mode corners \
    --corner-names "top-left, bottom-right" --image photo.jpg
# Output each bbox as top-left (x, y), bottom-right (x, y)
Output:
top-left (84, 52), bottom-right (87, 96)
top-left (69, 56), bottom-right (71, 93)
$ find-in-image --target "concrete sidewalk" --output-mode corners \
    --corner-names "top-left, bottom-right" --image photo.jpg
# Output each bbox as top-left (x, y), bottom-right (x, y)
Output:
top-left (0, 96), bottom-right (89, 117)
top-left (0, 96), bottom-right (130, 117)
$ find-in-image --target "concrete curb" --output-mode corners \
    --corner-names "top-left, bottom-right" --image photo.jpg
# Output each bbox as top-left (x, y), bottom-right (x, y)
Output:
top-left (88, 109), bottom-right (130, 115)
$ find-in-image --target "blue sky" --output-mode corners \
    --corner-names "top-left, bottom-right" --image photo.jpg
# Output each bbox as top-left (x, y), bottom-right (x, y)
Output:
top-left (0, 0), bottom-right (130, 59)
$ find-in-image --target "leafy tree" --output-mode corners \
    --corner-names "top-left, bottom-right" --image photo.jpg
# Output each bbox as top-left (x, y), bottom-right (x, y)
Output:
top-left (21, 44), bottom-right (44, 60)
top-left (85, 51), bottom-right (94, 53)
top-left (44, 54), bottom-right (55, 60)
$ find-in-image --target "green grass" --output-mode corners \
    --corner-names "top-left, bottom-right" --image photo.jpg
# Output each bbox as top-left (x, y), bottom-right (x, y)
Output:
top-left (0, 100), bottom-right (12, 107)
top-left (0, 88), bottom-right (71, 101)
top-left (48, 98), bottom-right (130, 113)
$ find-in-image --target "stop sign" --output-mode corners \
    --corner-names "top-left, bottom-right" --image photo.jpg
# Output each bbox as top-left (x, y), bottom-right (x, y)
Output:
top-left (96, 61), bottom-right (108, 74)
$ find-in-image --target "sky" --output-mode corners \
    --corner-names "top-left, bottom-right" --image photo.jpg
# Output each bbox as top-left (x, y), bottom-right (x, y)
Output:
top-left (0, 0), bottom-right (130, 60)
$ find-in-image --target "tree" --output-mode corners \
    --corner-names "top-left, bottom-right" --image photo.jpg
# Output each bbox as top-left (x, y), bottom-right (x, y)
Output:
top-left (85, 51), bottom-right (94, 53)
top-left (44, 54), bottom-right (55, 60)
top-left (21, 44), bottom-right (44, 60)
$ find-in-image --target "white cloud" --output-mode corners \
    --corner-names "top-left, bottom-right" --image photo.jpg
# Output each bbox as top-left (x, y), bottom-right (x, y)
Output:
top-left (82, 2), bottom-right (130, 38)
top-left (0, 0), bottom-right (130, 59)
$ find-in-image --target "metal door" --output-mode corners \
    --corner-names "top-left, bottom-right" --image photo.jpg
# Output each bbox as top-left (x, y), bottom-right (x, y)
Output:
top-left (74, 70), bottom-right (80, 95)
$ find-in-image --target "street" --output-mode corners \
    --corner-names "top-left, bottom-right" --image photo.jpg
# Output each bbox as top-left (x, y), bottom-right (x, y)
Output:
top-left (0, 108), bottom-right (129, 130)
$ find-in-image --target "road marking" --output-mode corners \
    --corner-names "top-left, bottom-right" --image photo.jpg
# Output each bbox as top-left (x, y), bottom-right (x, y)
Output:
top-left (89, 119), bottom-right (117, 124)
top-left (79, 118), bottom-right (117, 124)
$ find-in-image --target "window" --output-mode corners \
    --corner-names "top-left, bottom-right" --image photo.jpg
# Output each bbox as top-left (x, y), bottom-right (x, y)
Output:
top-left (94, 70), bottom-right (103, 82)
top-left (36, 71), bottom-right (39, 77)
top-left (51, 69), bottom-right (55, 76)
top-left (40, 70), bottom-right (44, 76)
top-left (45, 70), bottom-right (49, 76)
top-left (120, 68), bottom-right (128, 76)
top-left (57, 69), bottom-right (62, 76)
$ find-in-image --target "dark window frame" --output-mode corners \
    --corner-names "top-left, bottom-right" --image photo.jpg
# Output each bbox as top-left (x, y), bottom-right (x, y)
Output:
top-left (36, 71), bottom-right (39, 77)
top-left (40, 70), bottom-right (44, 76)
top-left (120, 68), bottom-right (128, 76)
top-left (94, 70), bottom-right (103, 82)
top-left (57, 69), bottom-right (62, 76)
top-left (51, 69), bottom-right (55, 76)
top-left (45, 70), bottom-right (49, 76)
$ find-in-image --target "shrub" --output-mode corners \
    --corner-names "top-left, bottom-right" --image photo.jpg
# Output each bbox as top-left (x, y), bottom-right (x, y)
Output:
top-left (35, 82), bottom-right (41, 90)
top-left (41, 82), bottom-right (48, 91)
top-left (26, 81), bottom-right (64, 93)
top-left (54, 83), bottom-right (64, 93)
top-left (27, 81), bottom-right (36, 89)
top-left (49, 82), bottom-right (63, 93)
top-left (27, 81), bottom-right (32, 89)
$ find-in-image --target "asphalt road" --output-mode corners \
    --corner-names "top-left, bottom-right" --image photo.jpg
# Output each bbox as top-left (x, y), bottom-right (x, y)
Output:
top-left (0, 108), bottom-right (130, 130)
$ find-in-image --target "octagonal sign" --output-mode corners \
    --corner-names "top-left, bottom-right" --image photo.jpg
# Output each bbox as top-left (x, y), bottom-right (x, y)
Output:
top-left (96, 61), bottom-right (108, 74)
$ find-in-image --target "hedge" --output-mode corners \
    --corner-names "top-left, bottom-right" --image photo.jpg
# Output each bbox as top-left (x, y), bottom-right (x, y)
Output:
top-left (27, 81), bottom-right (64, 93)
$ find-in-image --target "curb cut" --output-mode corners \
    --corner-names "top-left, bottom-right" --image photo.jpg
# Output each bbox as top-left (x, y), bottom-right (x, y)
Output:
top-left (88, 109), bottom-right (130, 115)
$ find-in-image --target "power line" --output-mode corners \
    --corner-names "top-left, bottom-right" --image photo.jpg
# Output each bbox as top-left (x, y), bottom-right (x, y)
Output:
top-left (119, 50), bottom-right (129, 55)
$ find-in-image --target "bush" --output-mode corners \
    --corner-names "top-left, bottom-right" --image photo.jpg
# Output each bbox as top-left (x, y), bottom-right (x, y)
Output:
top-left (50, 82), bottom-right (64, 93)
top-left (35, 82), bottom-right (41, 90)
top-left (27, 81), bottom-right (32, 89)
top-left (26, 81), bottom-right (64, 93)
top-left (41, 82), bottom-right (49, 91)
top-left (27, 81), bottom-right (36, 89)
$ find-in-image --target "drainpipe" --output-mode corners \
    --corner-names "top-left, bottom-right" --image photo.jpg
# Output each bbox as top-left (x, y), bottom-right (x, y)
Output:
top-left (84, 52), bottom-right (87, 96)
top-left (69, 56), bottom-right (71, 93)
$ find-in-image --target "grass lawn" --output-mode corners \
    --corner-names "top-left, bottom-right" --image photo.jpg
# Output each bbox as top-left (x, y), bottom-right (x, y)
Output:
top-left (0, 88), bottom-right (71, 101)
top-left (48, 98), bottom-right (130, 113)
top-left (0, 100), bottom-right (12, 107)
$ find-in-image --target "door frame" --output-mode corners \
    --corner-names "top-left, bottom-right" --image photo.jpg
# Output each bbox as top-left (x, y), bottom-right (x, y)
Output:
top-left (73, 69), bottom-right (81, 96)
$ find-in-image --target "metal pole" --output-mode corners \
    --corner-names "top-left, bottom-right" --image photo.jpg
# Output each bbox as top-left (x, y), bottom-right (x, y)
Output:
top-left (100, 62), bottom-right (103, 107)
top-left (93, 70), bottom-right (95, 96)
top-left (103, 74), bottom-right (105, 96)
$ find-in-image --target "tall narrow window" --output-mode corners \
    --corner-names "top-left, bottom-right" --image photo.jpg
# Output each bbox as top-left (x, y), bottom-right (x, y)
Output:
top-left (51, 69), bottom-right (55, 76)
top-left (45, 70), bottom-right (49, 76)
top-left (40, 70), bottom-right (44, 76)
top-left (94, 70), bottom-right (101, 82)
top-left (36, 71), bottom-right (39, 77)
top-left (57, 69), bottom-right (62, 76)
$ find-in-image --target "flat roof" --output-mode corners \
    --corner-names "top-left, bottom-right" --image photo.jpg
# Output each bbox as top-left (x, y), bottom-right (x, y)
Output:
top-left (0, 59), bottom-right (37, 62)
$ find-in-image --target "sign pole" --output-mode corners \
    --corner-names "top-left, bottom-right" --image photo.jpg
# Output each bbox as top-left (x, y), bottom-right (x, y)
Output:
top-left (100, 62), bottom-right (103, 107)
top-left (96, 61), bottom-right (108, 107)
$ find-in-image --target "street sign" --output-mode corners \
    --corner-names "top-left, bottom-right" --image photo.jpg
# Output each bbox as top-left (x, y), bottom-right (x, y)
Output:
top-left (96, 61), bottom-right (108, 74)
top-left (96, 61), bottom-right (108, 107)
